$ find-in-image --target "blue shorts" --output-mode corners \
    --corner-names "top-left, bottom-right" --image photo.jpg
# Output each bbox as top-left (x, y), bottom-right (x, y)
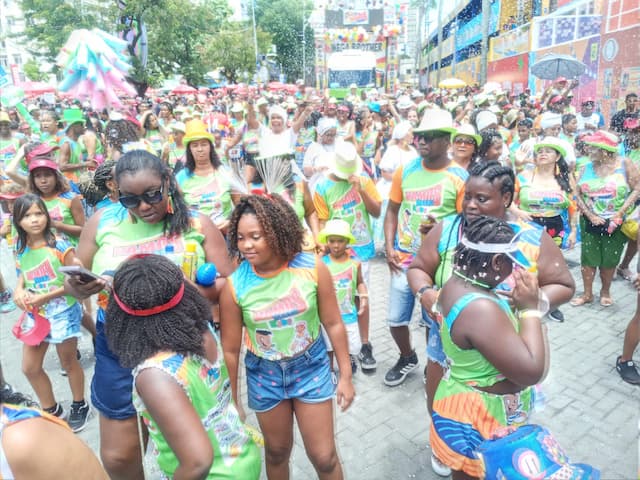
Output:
top-left (426, 323), bottom-right (447, 368)
top-left (245, 336), bottom-right (335, 413)
top-left (90, 310), bottom-right (136, 420)
top-left (387, 271), bottom-right (429, 327)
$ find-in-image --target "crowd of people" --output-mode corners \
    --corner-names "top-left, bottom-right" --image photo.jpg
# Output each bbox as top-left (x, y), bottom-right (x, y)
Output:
top-left (1, 78), bottom-right (637, 479)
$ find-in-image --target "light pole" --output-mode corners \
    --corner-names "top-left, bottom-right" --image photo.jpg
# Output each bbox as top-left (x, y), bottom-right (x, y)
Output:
top-left (252, 0), bottom-right (259, 68)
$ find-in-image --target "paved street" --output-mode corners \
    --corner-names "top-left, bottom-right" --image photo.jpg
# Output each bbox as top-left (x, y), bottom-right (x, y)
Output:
top-left (1, 241), bottom-right (638, 479)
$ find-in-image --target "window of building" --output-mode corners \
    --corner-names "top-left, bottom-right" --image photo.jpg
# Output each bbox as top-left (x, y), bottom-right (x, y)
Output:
top-left (13, 55), bottom-right (22, 65)
top-left (0, 56), bottom-right (8, 68)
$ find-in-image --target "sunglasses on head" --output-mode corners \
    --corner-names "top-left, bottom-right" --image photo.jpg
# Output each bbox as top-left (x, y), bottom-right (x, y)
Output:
top-left (119, 183), bottom-right (165, 209)
top-left (415, 131), bottom-right (449, 142)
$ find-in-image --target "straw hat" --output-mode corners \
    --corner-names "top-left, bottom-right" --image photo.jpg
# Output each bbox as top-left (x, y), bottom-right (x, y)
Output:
top-left (318, 219), bottom-right (356, 245)
top-left (183, 120), bottom-right (214, 148)
top-left (413, 108), bottom-right (456, 135)
top-left (330, 141), bottom-right (362, 180)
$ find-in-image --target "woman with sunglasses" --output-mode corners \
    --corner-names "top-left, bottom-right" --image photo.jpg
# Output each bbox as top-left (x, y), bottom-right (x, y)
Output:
top-left (450, 124), bottom-right (481, 171)
top-left (65, 150), bottom-right (234, 480)
top-left (406, 161), bottom-right (574, 476)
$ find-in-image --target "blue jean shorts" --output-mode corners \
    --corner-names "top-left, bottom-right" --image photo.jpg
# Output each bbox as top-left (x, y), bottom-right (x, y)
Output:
top-left (426, 322), bottom-right (447, 368)
top-left (90, 310), bottom-right (136, 420)
top-left (387, 271), bottom-right (429, 327)
top-left (245, 335), bottom-right (335, 413)
top-left (26, 301), bottom-right (82, 344)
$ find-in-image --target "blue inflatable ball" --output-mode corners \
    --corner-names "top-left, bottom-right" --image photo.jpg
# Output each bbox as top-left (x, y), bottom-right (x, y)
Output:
top-left (196, 263), bottom-right (217, 286)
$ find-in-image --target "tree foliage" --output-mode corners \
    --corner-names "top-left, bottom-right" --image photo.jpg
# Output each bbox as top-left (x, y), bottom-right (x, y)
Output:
top-left (201, 23), bottom-right (271, 84)
top-left (23, 58), bottom-right (49, 81)
top-left (255, 0), bottom-right (315, 82)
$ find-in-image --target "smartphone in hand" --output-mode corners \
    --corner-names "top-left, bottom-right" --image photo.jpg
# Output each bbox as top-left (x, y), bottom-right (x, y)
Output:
top-left (59, 266), bottom-right (104, 284)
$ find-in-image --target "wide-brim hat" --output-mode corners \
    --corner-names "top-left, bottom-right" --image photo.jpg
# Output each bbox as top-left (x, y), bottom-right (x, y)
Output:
top-left (318, 219), bottom-right (356, 245)
top-left (584, 130), bottom-right (619, 153)
top-left (331, 141), bottom-right (362, 180)
top-left (256, 97), bottom-right (268, 107)
top-left (452, 124), bottom-right (482, 146)
top-left (183, 119), bottom-right (215, 148)
top-left (170, 121), bottom-right (186, 134)
top-left (28, 158), bottom-right (59, 172)
top-left (230, 103), bottom-right (245, 113)
top-left (413, 108), bottom-right (456, 135)
top-left (534, 136), bottom-right (567, 159)
top-left (62, 107), bottom-right (85, 127)
top-left (396, 96), bottom-right (413, 110)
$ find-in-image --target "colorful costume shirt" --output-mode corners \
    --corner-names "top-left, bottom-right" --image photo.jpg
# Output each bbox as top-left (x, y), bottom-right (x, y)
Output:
top-left (176, 167), bottom-right (233, 225)
top-left (322, 254), bottom-right (359, 325)
top-left (228, 252), bottom-right (321, 360)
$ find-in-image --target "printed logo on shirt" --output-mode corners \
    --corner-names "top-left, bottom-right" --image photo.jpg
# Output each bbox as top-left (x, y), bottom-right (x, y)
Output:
top-left (332, 188), bottom-right (361, 214)
top-left (250, 287), bottom-right (308, 329)
top-left (404, 184), bottom-right (443, 210)
top-left (112, 236), bottom-right (185, 258)
top-left (25, 258), bottom-right (56, 284)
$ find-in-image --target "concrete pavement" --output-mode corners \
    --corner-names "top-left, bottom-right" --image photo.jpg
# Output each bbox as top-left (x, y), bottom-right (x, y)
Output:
top-left (1, 241), bottom-right (638, 479)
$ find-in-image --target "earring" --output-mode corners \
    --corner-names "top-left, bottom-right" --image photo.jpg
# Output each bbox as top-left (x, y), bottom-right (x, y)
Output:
top-left (167, 191), bottom-right (175, 214)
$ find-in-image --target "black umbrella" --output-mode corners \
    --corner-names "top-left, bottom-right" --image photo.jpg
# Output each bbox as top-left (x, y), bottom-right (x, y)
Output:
top-left (530, 53), bottom-right (586, 80)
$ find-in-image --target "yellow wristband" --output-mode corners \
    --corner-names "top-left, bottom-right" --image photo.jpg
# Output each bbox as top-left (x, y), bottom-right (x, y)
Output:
top-left (518, 309), bottom-right (543, 320)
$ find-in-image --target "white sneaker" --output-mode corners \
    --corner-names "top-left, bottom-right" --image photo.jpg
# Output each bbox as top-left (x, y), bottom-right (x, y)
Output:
top-left (431, 453), bottom-right (452, 477)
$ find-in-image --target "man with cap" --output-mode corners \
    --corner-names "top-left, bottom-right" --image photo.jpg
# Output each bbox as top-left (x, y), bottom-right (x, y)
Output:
top-left (576, 98), bottom-right (603, 133)
top-left (59, 107), bottom-right (94, 184)
top-left (313, 141), bottom-right (381, 372)
top-left (346, 83), bottom-right (360, 105)
top-left (383, 109), bottom-right (467, 387)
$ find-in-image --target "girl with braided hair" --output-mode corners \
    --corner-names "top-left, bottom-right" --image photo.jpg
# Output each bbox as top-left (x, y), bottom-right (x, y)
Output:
top-left (429, 216), bottom-right (545, 478)
top-left (65, 150), bottom-right (234, 480)
top-left (79, 161), bottom-right (117, 210)
top-left (105, 254), bottom-right (261, 479)
top-left (104, 117), bottom-right (141, 161)
top-left (220, 193), bottom-right (355, 480)
top-left (407, 161), bottom-right (574, 476)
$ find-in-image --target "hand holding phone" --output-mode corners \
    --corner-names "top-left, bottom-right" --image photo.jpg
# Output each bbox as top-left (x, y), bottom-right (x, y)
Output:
top-left (59, 266), bottom-right (104, 284)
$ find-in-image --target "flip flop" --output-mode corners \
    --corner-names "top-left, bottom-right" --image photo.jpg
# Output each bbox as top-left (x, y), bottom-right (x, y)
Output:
top-left (600, 295), bottom-right (614, 307)
top-left (616, 267), bottom-right (633, 281)
top-left (570, 295), bottom-right (594, 307)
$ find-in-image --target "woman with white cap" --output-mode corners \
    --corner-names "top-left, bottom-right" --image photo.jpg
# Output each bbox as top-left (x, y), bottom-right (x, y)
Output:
top-left (572, 130), bottom-right (640, 308)
top-left (450, 124), bottom-right (481, 171)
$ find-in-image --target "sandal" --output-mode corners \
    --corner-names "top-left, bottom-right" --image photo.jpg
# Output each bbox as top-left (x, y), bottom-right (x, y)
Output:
top-left (616, 266), bottom-right (633, 281)
top-left (570, 294), bottom-right (594, 307)
top-left (600, 295), bottom-right (614, 307)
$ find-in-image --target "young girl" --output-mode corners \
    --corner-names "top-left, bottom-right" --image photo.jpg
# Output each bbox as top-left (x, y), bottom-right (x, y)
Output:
top-left (431, 216), bottom-right (545, 478)
top-left (318, 219), bottom-right (368, 374)
top-left (105, 254), bottom-right (261, 479)
top-left (220, 194), bottom-right (355, 480)
top-left (11, 194), bottom-right (90, 432)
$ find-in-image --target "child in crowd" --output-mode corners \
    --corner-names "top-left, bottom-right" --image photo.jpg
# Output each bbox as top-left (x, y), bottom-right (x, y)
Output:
top-left (12, 194), bottom-right (90, 432)
top-left (0, 181), bottom-right (24, 313)
top-left (220, 194), bottom-right (355, 480)
top-left (105, 254), bottom-right (261, 479)
top-left (318, 219), bottom-right (368, 374)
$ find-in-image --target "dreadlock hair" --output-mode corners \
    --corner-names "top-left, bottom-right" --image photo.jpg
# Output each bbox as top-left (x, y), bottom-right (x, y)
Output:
top-left (468, 160), bottom-right (516, 207)
top-left (227, 194), bottom-right (304, 263)
top-left (115, 150), bottom-right (191, 237)
top-left (81, 160), bottom-right (116, 207)
top-left (453, 215), bottom-right (515, 284)
top-left (184, 139), bottom-right (221, 172)
top-left (105, 119), bottom-right (140, 154)
top-left (105, 254), bottom-right (210, 368)
top-left (477, 129), bottom-right (503, 161)
top-left (12, 194), bottom-right (57, 254)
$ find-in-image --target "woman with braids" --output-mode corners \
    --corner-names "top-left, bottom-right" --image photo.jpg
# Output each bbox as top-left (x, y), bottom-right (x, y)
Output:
top-left (78, 161), bottom-right (118, 211)
top-left (220, 194), bottom-right (355, 480)
top-left (515, 137), bottom-right (578, 250)
top-left (104, 116), bottom-right (143, 161)
top-left (407, 161), bottom-right (574, 476)
top-left (474, 129), bottom-right (505, 168)
top-left (65, 150), bottom-right (234, 480)
top-left (176, 120), bottom-right (238, 235)
top-left (429, 216), bottom-right (546, 479)
top-left (105, 255), bottom-right (261, 479)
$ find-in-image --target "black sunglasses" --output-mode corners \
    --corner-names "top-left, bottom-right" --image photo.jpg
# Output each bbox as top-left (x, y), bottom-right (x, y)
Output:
top-left (414, 131), bottom-right (450, 142)
top-left (119, 184), bottom-right (165, 209)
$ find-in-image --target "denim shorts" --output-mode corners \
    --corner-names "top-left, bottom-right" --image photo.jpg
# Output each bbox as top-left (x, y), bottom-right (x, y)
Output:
top-left (27, 301), bottom-right (82, 344)
top-left (387, 271), bottom-right (428, 327)
top-left (245, 335), bottom-right (335, 412)
top-left (90, 310), bottom-right (136, 420)
top-left (426, 323), bottom-right (447, 368)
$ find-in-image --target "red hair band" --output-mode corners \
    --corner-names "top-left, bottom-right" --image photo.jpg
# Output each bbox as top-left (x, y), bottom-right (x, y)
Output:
top-left (113, 283), bottom-right (185, 317)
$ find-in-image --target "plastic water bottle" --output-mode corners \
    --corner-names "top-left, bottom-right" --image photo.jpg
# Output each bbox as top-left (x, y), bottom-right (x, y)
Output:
top-left (164, 244), bottom-right (180, 267)
top-left (181, 242), bottom-right (197, 280)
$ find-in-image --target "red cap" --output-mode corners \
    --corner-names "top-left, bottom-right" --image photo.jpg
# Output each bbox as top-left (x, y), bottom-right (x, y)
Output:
top-left (502, 103), bottom-right (513, 110)
top-left (12, 310), bottom-right (51, 346)
top-left (26, 144), bottom-right (59, 162)
top-left (0, 191), bottom-right (23, 200)
top-left (28, 158), bottom-right (59, 172)
top-left (550, 95), bottom-right (564, 104)
top-left (125, 116), bottom-right (142, 129)
top-left (581, 97), bottom-right (595, 105)
top-left (554, 76), bottom-right (568, 84)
